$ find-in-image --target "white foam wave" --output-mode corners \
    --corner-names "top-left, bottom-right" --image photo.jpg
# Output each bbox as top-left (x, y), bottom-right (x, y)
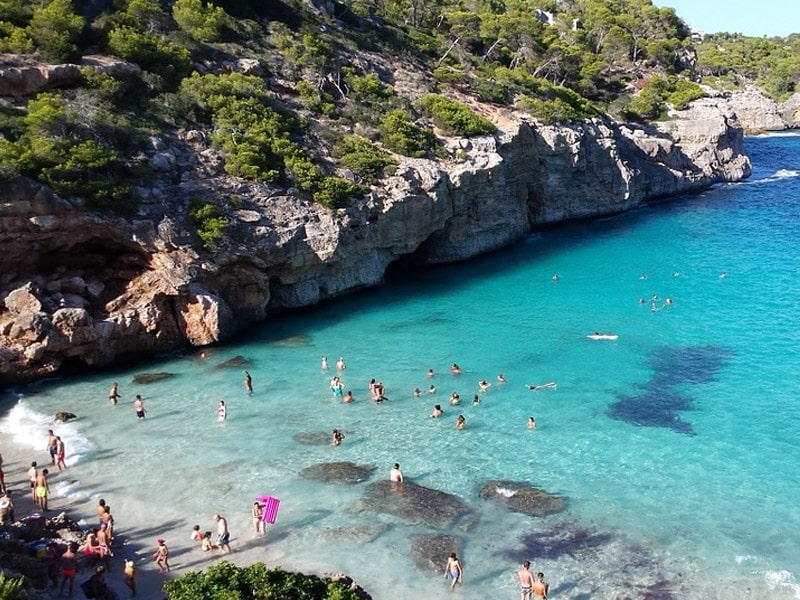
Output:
top-left (734, 554), bottom-right (758, 564)
top-left (764, 570), bottom-right (800, 599)
top-left (750, 131), bottom-right (800, 139)
top-left (494, 486), bottom-right (517, 498)
top-left (0, 399), bottom-right (92, 466)
top-left (736, 168), bottom-right (800, 187)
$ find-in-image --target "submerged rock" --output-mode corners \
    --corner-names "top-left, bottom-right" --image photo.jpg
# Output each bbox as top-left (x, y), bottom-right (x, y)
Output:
top-left (293, 431), bottom-right (331, 446)
top-left (409, 533), bottom-right (464, 572)
top-left (299, 461), bottom-right (375, 484)
top-left (320, 523), bottom-right (389, 544)
top-left (132, 372), bottom-right (174, 384)
top-left (514, 525), bottom-right (612, 559)
top-left (479, 480), bottom-right (567, 517)
top-left (54, 411), bottom-right (76, 422)
top-left (216, 355), bottom-right (251, 368)
top-left (266, 334), bottom-right (312, 347)
top-left (361, 481), bottom-right (471, 529)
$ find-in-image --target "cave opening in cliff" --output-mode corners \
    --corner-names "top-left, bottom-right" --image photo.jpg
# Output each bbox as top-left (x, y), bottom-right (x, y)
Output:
top-left (34, 240), bottom-right (149, 304)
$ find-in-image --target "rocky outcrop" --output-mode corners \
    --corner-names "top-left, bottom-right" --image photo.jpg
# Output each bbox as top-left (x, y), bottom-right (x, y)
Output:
top-left (478, 480), bottom-right (567, 517)
top-left (728, 88), bottom-right (787, 133)
top-left (299, 461), bottom-right (376, 484)
top-left (0, 100), bottom-right (751, 386)
top-left (0, 54), bottom-right (140, 99)
top-left (779, 92), bottom-right (800, 128)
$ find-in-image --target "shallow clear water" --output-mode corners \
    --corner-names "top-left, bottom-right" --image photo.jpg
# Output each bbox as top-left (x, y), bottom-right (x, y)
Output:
top-left (3, 134), bottom-right (800, 599)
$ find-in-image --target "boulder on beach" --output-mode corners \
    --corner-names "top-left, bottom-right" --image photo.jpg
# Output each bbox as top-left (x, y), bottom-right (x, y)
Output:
top-left (479, 480), bottom-right (567, 517)
top-left (132, 372), bottom-right (174, 384)
top-left (409, 533), bottom-right (464, 572)
top-left (299, 461), bottom-right (376, 484)
top-left (54, 411), bottom-right (76, 422)
top-left (361, 480), bottom-right (471, 529)
top-left (216, 355), bottom-right (251, 368)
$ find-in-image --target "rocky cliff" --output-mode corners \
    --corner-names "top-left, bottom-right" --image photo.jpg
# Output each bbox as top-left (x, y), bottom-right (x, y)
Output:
top-left (0, 99), bottom-right (751, 386)
top-left (727, 87), bottom-right (800, 133)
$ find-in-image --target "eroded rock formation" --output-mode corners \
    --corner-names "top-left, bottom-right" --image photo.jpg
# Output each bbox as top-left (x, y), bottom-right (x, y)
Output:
top-left (0, 101), bottom-right (752, 386)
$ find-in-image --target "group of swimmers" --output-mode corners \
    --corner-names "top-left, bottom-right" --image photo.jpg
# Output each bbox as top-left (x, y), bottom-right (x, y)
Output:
top-left (325, 361), bottom-right (550, 434)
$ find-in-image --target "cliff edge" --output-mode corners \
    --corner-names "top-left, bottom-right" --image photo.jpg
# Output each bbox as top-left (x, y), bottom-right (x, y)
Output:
top-left (0, 100), bottom-right (750, 385)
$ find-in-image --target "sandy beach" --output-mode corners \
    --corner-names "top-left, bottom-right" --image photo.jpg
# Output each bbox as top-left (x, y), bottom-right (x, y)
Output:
top-left (1, 429), bottom-right (291, 600)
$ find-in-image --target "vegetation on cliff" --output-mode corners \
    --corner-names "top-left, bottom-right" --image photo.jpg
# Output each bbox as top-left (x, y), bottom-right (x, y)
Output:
top-left (0, 0), bottom-right (795, 224)
top-left (695, 33), bottom-right (800, 100)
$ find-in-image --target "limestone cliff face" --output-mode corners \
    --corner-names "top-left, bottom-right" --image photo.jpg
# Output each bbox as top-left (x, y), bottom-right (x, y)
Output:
top-left (725, 87), bottom-right (800, 133)
top-left (0, 102), bottom-right (751, 385)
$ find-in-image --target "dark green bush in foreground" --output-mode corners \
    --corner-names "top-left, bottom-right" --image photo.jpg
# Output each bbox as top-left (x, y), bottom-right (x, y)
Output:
top-left (162, 561), bottom-right (362, 600)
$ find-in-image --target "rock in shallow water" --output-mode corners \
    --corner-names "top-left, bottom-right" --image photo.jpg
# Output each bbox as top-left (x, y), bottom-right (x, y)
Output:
top-left (409, 533), bottom-right (464, 572)
top-left (479, 480), bottom-right (567, 517)
top-left (54, 411), bottom-right (76, 422)
top-left (131, 372), bottom-right (174, 384)
top-left (299, 461), bottom-right (376, 484)
top-left (216, 355), bottom-right (251, 368)
top-left (293, 431), bottom-right (332, 445)
top-left (361, 480), bottom-right (471, 529)
top-left (320, 523), bottom-right (389, 544)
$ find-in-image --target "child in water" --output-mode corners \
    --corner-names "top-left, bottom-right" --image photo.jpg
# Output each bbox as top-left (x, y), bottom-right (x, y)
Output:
top-left (201, 531), bottom-right (214, 552)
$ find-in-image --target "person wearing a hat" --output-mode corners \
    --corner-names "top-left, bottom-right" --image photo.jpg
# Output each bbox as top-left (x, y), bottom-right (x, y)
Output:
top-left (153, 538), bottom-right (170, 572)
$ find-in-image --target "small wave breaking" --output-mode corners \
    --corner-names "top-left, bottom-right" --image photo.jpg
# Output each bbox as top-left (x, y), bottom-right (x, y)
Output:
top-left (0, 399), bottom-right (92, 466)
top-left (764, 569), bottom-right (800, 599)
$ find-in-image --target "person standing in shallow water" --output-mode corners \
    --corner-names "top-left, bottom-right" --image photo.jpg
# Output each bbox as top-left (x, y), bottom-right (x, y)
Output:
top-left (518, 560), bottom-right (534, 600)
top-left (444, 552), bottom-right (462, 591)
top-left (244, 371), bottom-right (253, 395)
top-left (56, 436), bottom-right (66, 471)
top-left (134, 395), bottom-right (146, 419)
top-left (532, 572), bottom-right (548, 599)
top-left (214, 514), bottom-right (231, 553)
top-left (109, 382), bottom-right (119, 406)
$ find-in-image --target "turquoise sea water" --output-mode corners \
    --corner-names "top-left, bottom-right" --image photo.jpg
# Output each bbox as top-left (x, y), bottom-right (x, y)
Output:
top-left (2, 134), bottom-right (800, 599)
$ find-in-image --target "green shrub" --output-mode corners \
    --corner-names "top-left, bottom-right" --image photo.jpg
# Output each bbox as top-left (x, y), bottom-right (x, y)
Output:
top-left (0, 0), bottom-right (33, 26)
top-left (624, 77), bottom-right (668, 121)
top-left (418, 94), bottom-right (495, 137)
top-left (26, 0), bottom-right (84, 62)
top-left (334, 134), bottom-right (396, 181)
top-left (118, 0), bottom-right (171, 33)
top-left (665, 80), bottom-right (705, 110)
top-left (347, 72), bottom-right (394, 101)
top-left (188, 198), bottom-right (228, 249)
top-left (163, 562), bottom-right (363, 600)
top-left (0, 24), bottom-right (34, 53)
top-left (178, 72), bottom-right (269, 120)
top-left (314, 176), bottom-right (366, 209)
top-left (296, 79), bottom-right (335, 116)
top-left (0, 571), bottom-right (24, 600)
top-left (0, 93), bottom-right (132, 212)
top-left (107, 26), bottom-right (192, 89)
top-left (172, 0), bottom-right (229, 43)
top-left (379, 109), bottom-right (437, 157)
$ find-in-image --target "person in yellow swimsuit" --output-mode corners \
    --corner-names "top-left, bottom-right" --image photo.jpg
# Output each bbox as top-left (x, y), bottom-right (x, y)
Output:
top-left (123, 558), bottom-right (137, 596)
